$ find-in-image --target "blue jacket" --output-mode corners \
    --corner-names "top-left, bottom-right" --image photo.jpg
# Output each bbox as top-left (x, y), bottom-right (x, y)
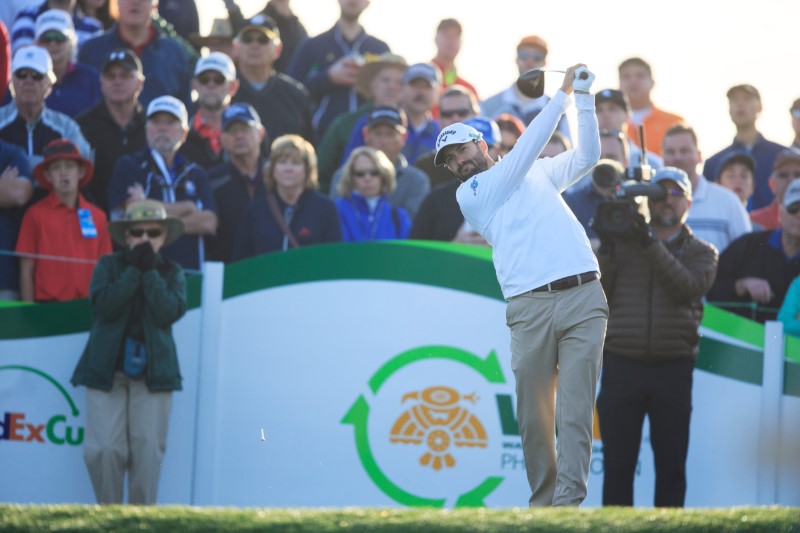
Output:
top-left (78, 24), bottom-right (192, 108)
top-left (0, 140), bottom-right (32, 291)
top-left (336, 194), bottom-right (411, 242)
top-left (286, 23), bottom-right (389, 142)
top-left (232, 189), bottom-right (341, 261)
top-left (46, 63), bottom-right (102, 118)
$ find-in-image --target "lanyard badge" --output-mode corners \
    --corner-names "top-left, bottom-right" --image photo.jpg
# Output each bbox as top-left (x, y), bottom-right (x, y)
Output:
top-left (78, 208), bottom-right (98, 238)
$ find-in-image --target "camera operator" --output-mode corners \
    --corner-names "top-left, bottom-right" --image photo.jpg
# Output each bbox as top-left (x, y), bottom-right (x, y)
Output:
top-left (595, 167), bottom-right (718, 507)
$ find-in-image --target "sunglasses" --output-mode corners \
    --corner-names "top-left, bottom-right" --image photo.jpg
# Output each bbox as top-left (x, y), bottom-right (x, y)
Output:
top-left (776, 170), bottom-right (800, 180)
top-left (39, 32), bottom-right (68, 43)
top-left (240, 34), bottom-right (270, 45)
top-left (127, 228), bottom-right (163, 238)
top-left (354, 169), bottom-right (381, 178)
top-left (197, 73), bottom-right (226, 85)
top-left (787, 203), bottom-right (800, 216)
top-left (440, 108), bottom-right (471, 119)
top-left (14, 70), bottom-right (44, 81)
top-left (518, 50), bottom-right (546, 62)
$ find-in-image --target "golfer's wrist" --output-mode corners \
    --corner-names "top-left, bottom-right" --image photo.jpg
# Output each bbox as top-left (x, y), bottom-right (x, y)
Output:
top-left (575, 90), bottom-right (590, 95)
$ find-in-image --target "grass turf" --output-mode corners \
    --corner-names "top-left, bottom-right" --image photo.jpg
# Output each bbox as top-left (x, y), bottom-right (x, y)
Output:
top-left (1, 505), bottom-right (799, 532)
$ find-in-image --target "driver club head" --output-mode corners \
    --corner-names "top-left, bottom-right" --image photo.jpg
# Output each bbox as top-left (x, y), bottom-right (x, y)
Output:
top-left (516, 68), bottom-right (546, 98)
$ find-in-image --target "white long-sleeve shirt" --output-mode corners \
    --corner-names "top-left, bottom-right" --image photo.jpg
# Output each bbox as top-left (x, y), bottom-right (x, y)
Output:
top-left (456, 90), bottom-right (601, 299)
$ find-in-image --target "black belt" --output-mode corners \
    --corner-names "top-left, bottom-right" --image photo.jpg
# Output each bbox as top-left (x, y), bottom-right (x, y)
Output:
top-left (531, 271), bottom-right (598, 293)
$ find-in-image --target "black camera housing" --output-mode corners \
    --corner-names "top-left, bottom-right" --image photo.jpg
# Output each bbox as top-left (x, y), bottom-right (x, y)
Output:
top-left (590, 165), bottom-right (664, 237)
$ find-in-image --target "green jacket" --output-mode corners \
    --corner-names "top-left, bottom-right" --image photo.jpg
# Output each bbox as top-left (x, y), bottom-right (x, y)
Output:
top-left (316, 102), bottom-right (372, 193)
top-left (71, 251), bottom-right (187, 392)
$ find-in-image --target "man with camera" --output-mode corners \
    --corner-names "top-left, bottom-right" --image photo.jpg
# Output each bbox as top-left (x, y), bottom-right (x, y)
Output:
top-left (594, 167), bottom-right (718, 507)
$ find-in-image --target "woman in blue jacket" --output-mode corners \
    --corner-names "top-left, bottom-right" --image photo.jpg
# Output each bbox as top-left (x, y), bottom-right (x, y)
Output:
top-left (335, 146), bottom-right (411, 242)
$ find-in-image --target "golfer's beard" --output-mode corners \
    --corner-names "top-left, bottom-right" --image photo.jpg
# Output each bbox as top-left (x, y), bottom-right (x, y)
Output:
top-left (457, 155), bottom-right (488, 180)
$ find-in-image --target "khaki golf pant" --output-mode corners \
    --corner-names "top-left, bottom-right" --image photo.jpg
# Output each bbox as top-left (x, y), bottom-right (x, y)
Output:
top-left (83, 372), bottom-right (172, 505)
top-left (506, 279), bottom-right (607, 506)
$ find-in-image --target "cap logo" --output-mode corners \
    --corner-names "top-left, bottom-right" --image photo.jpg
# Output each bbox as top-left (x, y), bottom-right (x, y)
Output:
top-left (437, 129), bottom-right (457, 148)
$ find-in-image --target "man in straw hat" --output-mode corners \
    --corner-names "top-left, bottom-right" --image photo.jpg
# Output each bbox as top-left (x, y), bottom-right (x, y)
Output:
top-left (72, 198), bottom-right (186, 505)
top-left (16, 138), bottom-right (111, 302)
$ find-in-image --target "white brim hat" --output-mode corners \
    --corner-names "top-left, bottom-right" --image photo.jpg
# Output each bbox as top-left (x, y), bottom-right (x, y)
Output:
top-left (434, 123), bottom-right (483, 167)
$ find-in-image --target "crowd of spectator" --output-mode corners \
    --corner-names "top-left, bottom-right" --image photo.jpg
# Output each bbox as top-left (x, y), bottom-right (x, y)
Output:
top-left (0, 0), bottom-right (799, 506)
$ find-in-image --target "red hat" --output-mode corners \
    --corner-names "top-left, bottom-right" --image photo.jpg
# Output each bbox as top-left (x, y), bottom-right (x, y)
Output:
top-left (33, 139), bottom-right (94, 190)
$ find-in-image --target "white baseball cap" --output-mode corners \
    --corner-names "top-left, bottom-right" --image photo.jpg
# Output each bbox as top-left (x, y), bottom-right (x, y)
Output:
top-left (35, 9), bottom-right (76, 43)
top-left (146, 96), bottom-right (188, 128)
top-left (434, 123), bottom-right (483, 167)
top-left (193, 51), bottom-right (236, 81)
top-left (11, 45), bottom-right (56, 83)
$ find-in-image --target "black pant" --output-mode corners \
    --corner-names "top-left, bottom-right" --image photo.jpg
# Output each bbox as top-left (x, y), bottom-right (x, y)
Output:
top-left (596, 352), bottom-right (694, 507)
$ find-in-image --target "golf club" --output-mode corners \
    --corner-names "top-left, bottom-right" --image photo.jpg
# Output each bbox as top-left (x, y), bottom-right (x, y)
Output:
top-left (516, 68), bottom-right (589, 98)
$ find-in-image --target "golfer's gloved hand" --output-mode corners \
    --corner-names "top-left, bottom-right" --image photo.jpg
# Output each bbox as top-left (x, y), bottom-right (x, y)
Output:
top-left (573, 67), bottom-right (595, 93)
top-left (129, 242), bottom-right (157, 271)
top-left (629, 213), bottom-right (657, 248)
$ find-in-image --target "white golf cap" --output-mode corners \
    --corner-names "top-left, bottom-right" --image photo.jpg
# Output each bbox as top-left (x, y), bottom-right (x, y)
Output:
top-left (434, 123), bottom-right (483, 167)
top-left (146, 96), bottom-right (188, 128)
top-left (193, 51), bottom-right (236, 81)
top-left (35, 9), bottom-right (76, 43)
top-left (11, 45), bottom-right (56, 83)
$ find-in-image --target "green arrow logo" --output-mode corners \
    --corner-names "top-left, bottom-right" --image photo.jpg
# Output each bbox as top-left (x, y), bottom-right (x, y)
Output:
top-left (342, 345), bottom-right (507, 507)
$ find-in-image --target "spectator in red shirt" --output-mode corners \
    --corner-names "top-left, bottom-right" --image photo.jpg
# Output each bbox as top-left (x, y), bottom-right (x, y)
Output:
top-left (431, 18), bottom-right (477, 102)
top-left (16, 138), bottom-right (111, 301)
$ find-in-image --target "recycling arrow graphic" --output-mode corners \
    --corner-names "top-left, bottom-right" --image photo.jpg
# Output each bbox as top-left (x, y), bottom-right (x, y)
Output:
top-left (341, 345), bottom-right (507, 508)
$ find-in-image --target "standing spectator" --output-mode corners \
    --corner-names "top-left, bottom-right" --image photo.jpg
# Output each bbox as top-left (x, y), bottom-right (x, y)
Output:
top-left (188, 17), bottom-right (233, 57)
top-left (33, 9), bottom-right (101, 117)
top-left (78, 48), bottom-right (145, 213)
top-left (206, 103), bottom-right (267, 263)
top-left (717, 153), bottom-right (756, 209)
top-left (618, 57), bottom-right (683, 157)
top-left (231, 15), bottom-right (311, 152)
top-left (790, 98), bottom-right (800, 151)
top-left (77, 0), bottom-right (117, 30)
top-left (430, 18), bottom-right (477, 101)
top-left (0, 140), bottom-right (32, 300)
top-left (481, 35), bottom-right (569, 140)
top-left (78, 0), bottom-right (192, 108)
top-left (703, 84), bottom-right (786, 211)
top-left (11, 0), bottom-right (102, 54)
top-left (0, 21), bottom-right (10, 103)
top-left (108, 96), bottom-right (217, 271)
top-left (0, 45), bottom-right (91, 172)
top-left (181, 52), bottom-right (238, 169)
top-left (286, 0), bottom-right (389, 143)
top-left (16, 139), bottom-right (111, 302)
top-left (330, 106), bottom-right (429, 218)
top-left (248, 0), bottom-right (306, 74)
top-left (71, 199), bottom-right (186, 505)
top-left (495, 113), bottom-right (524, 158)
top-left (595, 168), bottom-right (718, 507)
top-left (662, 123), bottom-right (751, 253)
top-left (750, 149), bottom-right (800, 230)
top-left (316, 51), bottom-right (406, 192)
top-left (336, 146), bottom-right (410, 242)
top-left (708, 179), bottom-right (800, 323)
top-left (397, 63), bottom-right (440, 165)
top-left (414, 85), bottom-right (478, 188)
top-left (156, 0), bottom-right (197, 43)
top-left (594, 88), bottom-right (662, 169)
top-left (232, 134), bottom-right (340, 260)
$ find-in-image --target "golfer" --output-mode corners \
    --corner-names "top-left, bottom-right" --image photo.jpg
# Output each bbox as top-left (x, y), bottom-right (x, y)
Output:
top-left (434, 64), bottom-right (607, 506)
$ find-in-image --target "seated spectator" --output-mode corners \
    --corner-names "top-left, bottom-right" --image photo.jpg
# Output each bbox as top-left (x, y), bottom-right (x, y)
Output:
top-left (718, 153), bottom-right (755, 209)
top-left (431, 19), bottom-right (477, 104)
top-left (286, 0), bottom-right (388, 142)
top-left (779, 273), bottom-right (800, 337)
top-left (16, 139), bottom-right (111, 302)
top-left (594, 88), bottom-right (662, 169)
top-left (707, 180), bottom-right (800, 323)
top-left (316, 51), bottom-right (406, 191)
top-left (206, 103), bottom-right (267, 263)
top-left (11, 0), bottom-right (102, 54)
top-left (703, 84), bottom-right (786, 211)
top-left (481, 35), bottom-right (569, 140)
top-left (495, 113), bottom-right (524, 158)
top-left (0, 45), bottom-right (91, 173)
top-left (71, 199), bottom-right (186, 505)
top-left (108, 96), bottom-right (218, 272)
top-left (77, 48), bottom-right (146, 214)
top-left (662, 123), bottom-right (751, 253)
top-left (232, 134), bottom-right (341, 260)
top-left (0, 139), bottom-right (32, 300)
top-left (34, 9), bottom-right (100, 117)
top-left (181, 52), bottom-right (238, 169)
top-left (329, 106), bottom-right (429, 218)
top-left (230, 15), bottom-right (311, 150)
top-left (414, 84), bottom-right (478, 189)
top-left (336, 146), bottom-right (410, 242)
top-left (78, 0), bottom-right (192, 108)
top-left (751, 149), bottom-right (800, 230)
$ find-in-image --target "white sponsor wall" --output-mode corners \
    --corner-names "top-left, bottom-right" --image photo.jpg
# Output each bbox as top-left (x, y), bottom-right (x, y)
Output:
top-left (1, 267), bottom-right (798, 507)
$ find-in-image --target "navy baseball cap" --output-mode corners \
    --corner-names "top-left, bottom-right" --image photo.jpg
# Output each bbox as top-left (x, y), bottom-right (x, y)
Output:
top-left (402, 63), bottom-right (441, 86)
top-left (102, 48), bottom-right (142, 74)
top-left (366, 106), bottom-right (407, 133)
top-left (719, 153), bottom-right (755, 176)
top-left (222, 103), bottom-right (262, 130)
top-left (595, 89), bottom-right (630, 113)
top-left (653, 167), bottom-right (692, 196)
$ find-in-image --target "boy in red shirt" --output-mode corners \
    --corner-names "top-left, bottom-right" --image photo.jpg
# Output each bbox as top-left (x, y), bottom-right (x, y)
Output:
top-left (16, 139), bottom-right (111, 302)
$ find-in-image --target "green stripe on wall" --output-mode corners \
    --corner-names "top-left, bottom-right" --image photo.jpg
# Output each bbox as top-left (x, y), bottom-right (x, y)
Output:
top-left (785, 361), bottom-right (800, 398)
top-left (696, 336), bottom-right (762, 386)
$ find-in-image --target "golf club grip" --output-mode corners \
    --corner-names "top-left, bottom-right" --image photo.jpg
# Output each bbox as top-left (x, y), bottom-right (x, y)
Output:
top-left (578, 71), bottom-right (588, 80)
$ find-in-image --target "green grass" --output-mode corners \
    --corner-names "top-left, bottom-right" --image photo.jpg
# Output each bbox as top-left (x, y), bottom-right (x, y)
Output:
top-left (1, 505), bottom-right (798, 532)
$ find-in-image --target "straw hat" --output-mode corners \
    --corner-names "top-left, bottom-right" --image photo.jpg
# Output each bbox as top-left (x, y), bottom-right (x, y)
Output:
top-left (108, 200), bottom-right (184, 246)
